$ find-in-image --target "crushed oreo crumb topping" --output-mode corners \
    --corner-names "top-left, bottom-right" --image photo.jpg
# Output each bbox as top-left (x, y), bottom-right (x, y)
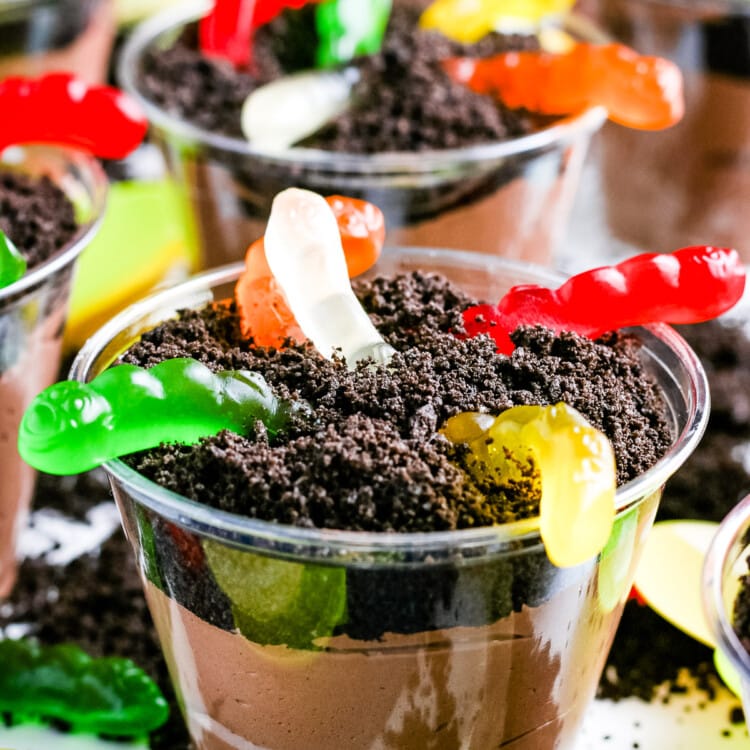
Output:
top-left (137, 5), bottom-right (543, 150)
top-left (0, 170), bottom-right (77, 270)
top-left (120, 270), bottom-right (671, 533)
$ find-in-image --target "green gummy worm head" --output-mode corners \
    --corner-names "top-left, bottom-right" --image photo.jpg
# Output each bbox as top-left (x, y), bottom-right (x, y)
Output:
top-left (18, 380), bottom-right (113, 475)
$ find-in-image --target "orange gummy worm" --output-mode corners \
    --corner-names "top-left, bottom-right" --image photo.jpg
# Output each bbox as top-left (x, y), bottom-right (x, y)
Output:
top-left (444, 42), bottom-right (684, 130)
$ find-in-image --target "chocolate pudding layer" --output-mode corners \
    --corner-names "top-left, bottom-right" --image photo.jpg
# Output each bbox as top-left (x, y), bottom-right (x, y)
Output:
top-left (90, 260), bottom-right (683, 750)
top-left (122, 3), bottom-right (603, 266)
top-left (141, 530), bottom-right (655, 750)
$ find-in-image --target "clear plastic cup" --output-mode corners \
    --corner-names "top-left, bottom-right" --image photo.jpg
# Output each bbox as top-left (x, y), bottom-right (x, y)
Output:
top-left (70, 247), bottom-right (708, 750)
top-left (703, 493), bottom-right (750, 714)
top-left (117, 1), bottom-right (607, 270)
top-left (0, 144), bottom-right (107, 597)
top-left (584, 0), bottom-right (750, 257)
top-left (0, 0), bottom-right (115, 84)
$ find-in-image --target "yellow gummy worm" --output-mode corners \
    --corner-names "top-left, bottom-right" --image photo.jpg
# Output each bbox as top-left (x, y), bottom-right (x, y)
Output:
top-left (443, 403), bottom-right (616, 568)
top-left (420, 0), bottom-right (575, 43)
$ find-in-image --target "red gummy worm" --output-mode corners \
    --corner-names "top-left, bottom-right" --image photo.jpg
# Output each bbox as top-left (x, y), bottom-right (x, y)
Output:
top-left (0, 73), bottom-right (147, 159)
top-left (463, 246), bottom-right (746, 354)
top-left (199, 0), bottom-right (320, 67)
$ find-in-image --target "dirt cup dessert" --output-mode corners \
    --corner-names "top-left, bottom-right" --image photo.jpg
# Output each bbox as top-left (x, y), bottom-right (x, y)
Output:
top-left (585, 0), bottom-right (750, 256)
top-left (118, 0), bottom-right (683, 269)
top-left (19, 187), bottom-right (742, 749)
top-left (0, 0), bottom-right (115, 84)
top-left (0, 72), bottom-right (146, 597)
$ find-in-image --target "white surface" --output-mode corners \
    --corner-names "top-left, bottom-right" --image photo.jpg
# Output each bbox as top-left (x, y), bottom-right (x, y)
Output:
top-left (579, 674), bottom-right (747, 749)
top-left (19, 502), bottom-right (122, 566)
top-left (0, 725), bottom-right (148, 749)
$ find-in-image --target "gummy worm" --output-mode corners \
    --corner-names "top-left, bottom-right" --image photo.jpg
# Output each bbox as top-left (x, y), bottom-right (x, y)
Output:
top-left (263, 188), bottom-right (395, 367)
top-left (0, 229), bottom-right (26, 289)
top-left (199, 0), bottom-right (323, 67)
top-left (420, 0), bottom-right (575, 44)
top-left (0, 73), bottom-right (147, 159)
top-left (235, 193), bottom-right (385, 347)
top-left (443, 403), bottom-right (616, 568)
top-left (443, 42), bottom-right (684, 130)
top-left (0, 639), bottom-right (169, 736)
top-left (463, 246), bottom-right (746, 354)
top-left (315, 0), bottom-right (392, 67)
top-left (19, 357), bottom-right (294, 475)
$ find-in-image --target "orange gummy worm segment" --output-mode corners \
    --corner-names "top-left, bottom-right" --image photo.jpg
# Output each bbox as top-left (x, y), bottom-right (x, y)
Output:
top-left (235, 196), bottom-right (385, 346)
top-left (327, 195), bottom-right (386, 277)
top-left (444, 42), bottom-right (684, 131)
top-left (235, 238), bottom-right (306, 347)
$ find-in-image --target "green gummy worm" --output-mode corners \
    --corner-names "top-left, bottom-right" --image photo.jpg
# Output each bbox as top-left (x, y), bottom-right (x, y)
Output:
top-left (0, 229), bottom-right (26, 289)
top-left (0, 639), bottom-right (169, 736)
top-left (18, 357), bottom-right (293, 475)
top-left (315, 0), bottom-right (392, 68)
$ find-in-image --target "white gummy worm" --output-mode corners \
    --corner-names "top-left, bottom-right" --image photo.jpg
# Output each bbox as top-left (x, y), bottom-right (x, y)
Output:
top-left (264, 188), bottom-right (396, 369)
top-left (241, 68), bottom-right (358, 151)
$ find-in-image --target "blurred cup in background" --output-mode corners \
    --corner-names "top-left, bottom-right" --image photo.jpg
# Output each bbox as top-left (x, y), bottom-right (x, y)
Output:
top-left (584, 0), bottom-right (750, 258)
top-left (0, 0), bottom-right (115, 83)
